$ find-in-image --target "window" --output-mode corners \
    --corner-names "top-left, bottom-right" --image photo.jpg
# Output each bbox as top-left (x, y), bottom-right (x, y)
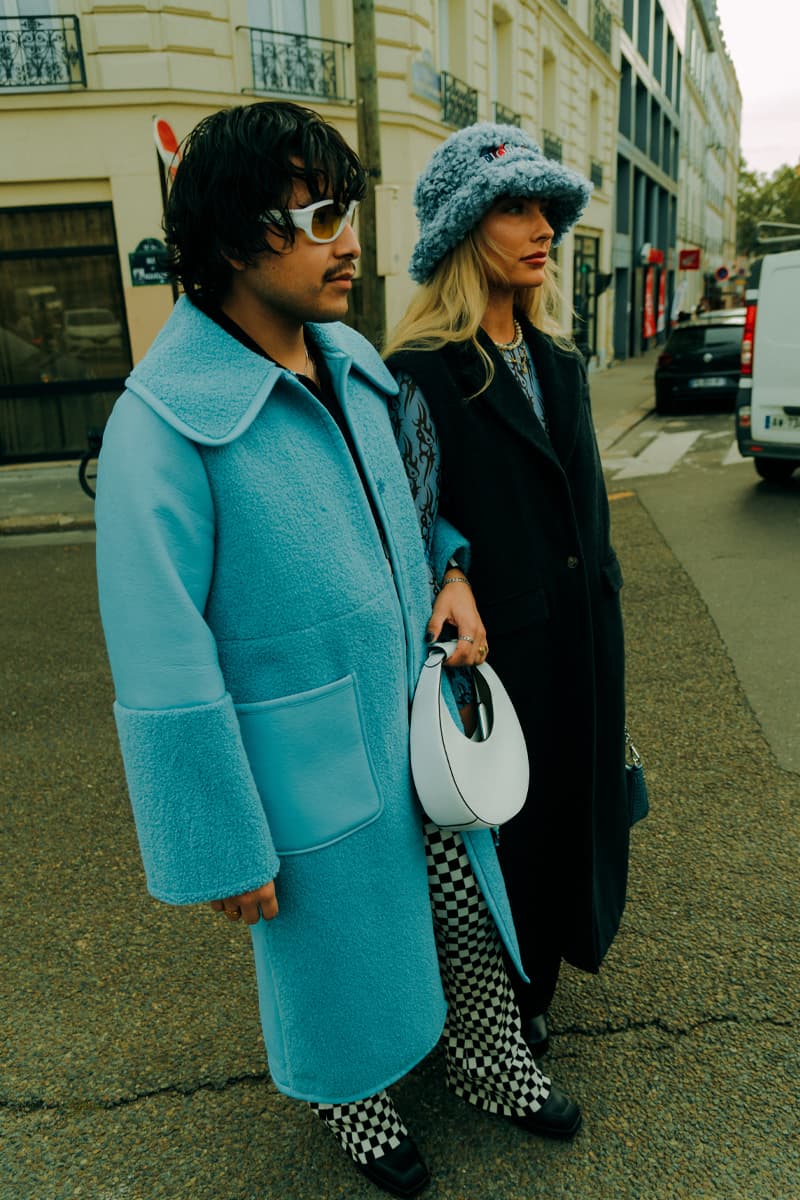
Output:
top-left (0, 204), bottom-right (132, 460)
top-left (619, 59), bottom-right (632, 138)
top-left (637, 0), bottom-right (650, 61)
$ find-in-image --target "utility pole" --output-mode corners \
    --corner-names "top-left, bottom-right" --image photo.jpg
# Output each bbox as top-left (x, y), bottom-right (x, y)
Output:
top-left (352, 0), bottom-right (385, 349)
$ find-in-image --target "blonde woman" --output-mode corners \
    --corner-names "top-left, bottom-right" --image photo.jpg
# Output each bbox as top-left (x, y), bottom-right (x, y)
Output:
top-left (385, 123), bottom-right (630, 1059)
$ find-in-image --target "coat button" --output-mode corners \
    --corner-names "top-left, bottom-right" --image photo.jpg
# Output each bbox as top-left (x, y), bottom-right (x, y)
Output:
top-left (567, 555), bottom-right (579, 569)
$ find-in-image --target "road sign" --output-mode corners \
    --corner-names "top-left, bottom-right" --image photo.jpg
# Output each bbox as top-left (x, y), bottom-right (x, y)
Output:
top-left (153, 116), bottom-right (181, 177)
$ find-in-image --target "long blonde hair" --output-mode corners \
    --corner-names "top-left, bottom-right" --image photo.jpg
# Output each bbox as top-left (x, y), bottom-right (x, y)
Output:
top-left (383, 225), bottom-right (572, 393)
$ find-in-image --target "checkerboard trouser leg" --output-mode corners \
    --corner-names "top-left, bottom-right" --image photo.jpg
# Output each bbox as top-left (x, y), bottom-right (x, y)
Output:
top-left (423, 820), bottom-right (551, 1118)
top-left (310, 1091), bottom-right (409, 1166)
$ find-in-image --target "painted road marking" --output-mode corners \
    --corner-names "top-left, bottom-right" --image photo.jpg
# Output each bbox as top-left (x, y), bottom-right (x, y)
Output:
top-left (612, 430), bottom-right (703, 478)
top-left (722, 439), bottom-right (749, 465)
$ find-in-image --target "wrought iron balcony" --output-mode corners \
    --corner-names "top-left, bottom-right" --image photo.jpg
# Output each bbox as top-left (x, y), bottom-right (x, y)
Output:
top-left (593, 0), bottom-right (612, 55)
top-left (590, 160), bottom-right (604, 189)
top-left (543, 131), bottom-right (563, 162)
top-left (240, 26), bottom-right (351, 101)
top-left (441, 71), bottom-right (478, 129)
top-left (494, 102), bottom-right (521, 127)
top-left (0, 15), bottom-right (86, 88)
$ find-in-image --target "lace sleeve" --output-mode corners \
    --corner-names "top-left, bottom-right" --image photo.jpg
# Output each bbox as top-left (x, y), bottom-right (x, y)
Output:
top-left (388, 372), bottom-right (473, 712)
top-left (387, 371), bottom-right (441, 565)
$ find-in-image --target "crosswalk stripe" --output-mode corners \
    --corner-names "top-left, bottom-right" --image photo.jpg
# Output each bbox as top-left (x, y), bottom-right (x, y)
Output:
top-left (613, 431), bottom-right (702, 478)
top-left (722, 439), bottom-right (748, 466)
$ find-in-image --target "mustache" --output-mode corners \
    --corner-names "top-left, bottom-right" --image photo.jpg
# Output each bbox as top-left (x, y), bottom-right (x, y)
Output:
top-left (323, 261), bottom-right (356, 282)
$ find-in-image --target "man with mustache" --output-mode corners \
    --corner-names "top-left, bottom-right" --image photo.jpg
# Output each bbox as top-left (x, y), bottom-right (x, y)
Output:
top-left (94, 101), bottom-right (580, 1198)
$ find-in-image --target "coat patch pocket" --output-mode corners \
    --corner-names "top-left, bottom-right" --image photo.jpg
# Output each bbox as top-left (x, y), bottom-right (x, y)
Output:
top-left (236, 675), bottom-right (383, 855)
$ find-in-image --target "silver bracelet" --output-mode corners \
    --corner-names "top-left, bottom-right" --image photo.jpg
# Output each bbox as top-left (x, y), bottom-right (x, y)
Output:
top-left (441, 575), bottom-right (470, 587)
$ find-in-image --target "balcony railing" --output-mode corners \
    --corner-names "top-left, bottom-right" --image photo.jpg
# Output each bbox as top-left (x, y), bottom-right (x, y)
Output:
top-left (240, 27), bottom-right (351, 101)
top-left (494, 102), bottom-right (522, 127)
top-left (543, 131), bottom-right (563, 162)
top-left (590, 160), bottom-right (603, 189)
top-left (441, 71), bottom-right (478, 129)
top-left (0, 15), bottom-right (86, 88)
top-left (593, 0), bottom-right (612, 55)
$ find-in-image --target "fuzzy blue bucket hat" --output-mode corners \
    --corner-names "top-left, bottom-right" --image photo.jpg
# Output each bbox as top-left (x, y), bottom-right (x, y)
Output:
top-left (409, 122), bottom-right (592, 284)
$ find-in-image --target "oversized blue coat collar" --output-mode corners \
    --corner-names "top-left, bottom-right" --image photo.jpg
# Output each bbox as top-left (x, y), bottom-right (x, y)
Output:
top-left (125, 295), bottom-right (398, 445)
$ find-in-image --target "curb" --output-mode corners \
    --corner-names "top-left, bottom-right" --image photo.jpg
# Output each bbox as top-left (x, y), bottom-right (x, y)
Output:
top-left (596, 401), bottom-right (654, 454)
top-left (0, 513), bottom-right (96, 537)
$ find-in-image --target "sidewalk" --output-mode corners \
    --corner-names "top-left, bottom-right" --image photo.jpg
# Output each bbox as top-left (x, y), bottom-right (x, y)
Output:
top-left (0, 348), bottom-right (660, 536)
top-left (3, 489), bottom-right (797, 1200)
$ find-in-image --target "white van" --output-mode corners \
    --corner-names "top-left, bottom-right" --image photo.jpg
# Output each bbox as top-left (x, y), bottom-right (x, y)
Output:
top-left (735, 250), bottom-right (800, 482)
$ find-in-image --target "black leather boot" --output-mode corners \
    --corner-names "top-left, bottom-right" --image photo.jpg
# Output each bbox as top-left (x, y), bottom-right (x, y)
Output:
top-left (512, 1085), bottom-right (582, 1139)
top-left (521, 1012), bottom-right (550, 1057)
top-left (355, 1135), bottom-right (431, 1197)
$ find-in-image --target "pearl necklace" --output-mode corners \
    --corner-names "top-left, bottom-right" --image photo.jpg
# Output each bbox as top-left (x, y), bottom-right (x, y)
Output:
top-left (494, 319), bottom-right (523, 352)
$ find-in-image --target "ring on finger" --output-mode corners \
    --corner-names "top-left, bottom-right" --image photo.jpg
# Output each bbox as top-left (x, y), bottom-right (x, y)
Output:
top-left (458, 635), bottom-right (475, 644)
top-left (226, 908), bottom-right (242, 919)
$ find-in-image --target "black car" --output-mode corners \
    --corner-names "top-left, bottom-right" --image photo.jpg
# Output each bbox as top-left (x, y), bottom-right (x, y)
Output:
top-left (654, 309), bottom-right (745, 415)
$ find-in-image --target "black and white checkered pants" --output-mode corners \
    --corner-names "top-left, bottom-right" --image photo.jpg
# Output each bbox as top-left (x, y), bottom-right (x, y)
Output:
top-left (311, 822), bottom-right (550, 1164)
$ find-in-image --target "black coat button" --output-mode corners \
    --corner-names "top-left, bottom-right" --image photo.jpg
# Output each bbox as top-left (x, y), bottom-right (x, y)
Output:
top-left (567, 555), bottom-right (579, 569)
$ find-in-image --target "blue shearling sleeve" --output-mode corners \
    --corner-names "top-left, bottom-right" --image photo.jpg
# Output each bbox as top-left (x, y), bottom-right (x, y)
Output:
top-left (95, 391), bottom-right (280, 905)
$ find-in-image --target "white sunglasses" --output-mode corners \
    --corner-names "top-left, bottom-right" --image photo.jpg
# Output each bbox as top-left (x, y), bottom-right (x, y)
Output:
top-left (261, 198), bottom-right (359, 244)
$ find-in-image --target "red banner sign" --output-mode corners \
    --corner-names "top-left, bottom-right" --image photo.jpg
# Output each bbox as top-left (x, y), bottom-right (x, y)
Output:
top-left (643, 267), bottom-right (656, 339)
top-left (679, 248), bottom-right (701, 270)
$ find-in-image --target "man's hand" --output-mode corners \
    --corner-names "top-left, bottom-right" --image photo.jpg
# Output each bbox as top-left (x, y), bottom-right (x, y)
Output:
top-left (210, 880), bottom-right (278, 925)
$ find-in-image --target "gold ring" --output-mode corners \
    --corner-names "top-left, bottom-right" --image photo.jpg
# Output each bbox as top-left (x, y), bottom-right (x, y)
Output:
top-left (226, 908), bottom-right (241, 918)
top-left (478, 644), bottom-right (488, 656)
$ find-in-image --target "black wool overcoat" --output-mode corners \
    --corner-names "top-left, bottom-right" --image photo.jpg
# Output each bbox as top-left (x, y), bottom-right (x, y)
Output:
top-left (389, 315), bottom-right (630, 974)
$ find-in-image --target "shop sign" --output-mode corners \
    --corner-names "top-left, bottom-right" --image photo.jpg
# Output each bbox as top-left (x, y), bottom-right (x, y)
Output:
top-left (643, 267), bottom-right (656, 339)
top-left (129, 238), bottom-right (170, 287)
top-left (679, 248), bottom-right (701, 270)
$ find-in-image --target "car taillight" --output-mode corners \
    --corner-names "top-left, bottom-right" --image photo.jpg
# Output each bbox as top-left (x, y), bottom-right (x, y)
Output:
top-left (740, 303), bottom-right (757, 375)
top-left (657, 352), bottom-right (672, 368)
top-left (737, 405), bottom-right (751, 429)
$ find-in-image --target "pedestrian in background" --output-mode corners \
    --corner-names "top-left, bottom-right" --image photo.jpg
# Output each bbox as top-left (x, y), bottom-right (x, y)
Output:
top-left (94, 102), bottom-right (581, 1200)
top-left (385, 122), bottom-right (631, 1059)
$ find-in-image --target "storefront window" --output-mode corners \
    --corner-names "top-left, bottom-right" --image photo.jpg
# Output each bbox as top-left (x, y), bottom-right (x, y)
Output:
top-left (0, 202), bottom-right (131, 461)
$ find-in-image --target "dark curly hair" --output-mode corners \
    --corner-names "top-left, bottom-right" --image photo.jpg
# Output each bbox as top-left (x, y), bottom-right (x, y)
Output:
top-left (165, 102), bottom-right (366, 304)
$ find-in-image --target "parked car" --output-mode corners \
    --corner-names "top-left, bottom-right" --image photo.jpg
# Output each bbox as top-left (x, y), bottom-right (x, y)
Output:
top-left (654, 308), bottom-right (746, 415)
top-left (735, 251), bottom-right (800, 482)
top-left (63, 307), bottom-right (123, 355)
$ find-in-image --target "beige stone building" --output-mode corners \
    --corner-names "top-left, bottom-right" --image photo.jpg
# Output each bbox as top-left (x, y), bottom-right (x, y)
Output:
top-left (0, 0), bottom-right (618, 460)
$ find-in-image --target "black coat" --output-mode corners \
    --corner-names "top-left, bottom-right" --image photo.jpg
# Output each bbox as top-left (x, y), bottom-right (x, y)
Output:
top-left (389, 315), bottom-right (629, 973)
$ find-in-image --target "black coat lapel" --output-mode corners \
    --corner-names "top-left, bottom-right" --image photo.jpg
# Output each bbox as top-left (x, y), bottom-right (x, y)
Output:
top-left (443, 331), bottom-right (560, 465)
top-left (518, 316), bottom-right (586, 467)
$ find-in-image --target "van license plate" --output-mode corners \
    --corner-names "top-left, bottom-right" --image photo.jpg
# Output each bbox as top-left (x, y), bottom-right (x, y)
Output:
top-left (688, 376), bottom-right (729, 388)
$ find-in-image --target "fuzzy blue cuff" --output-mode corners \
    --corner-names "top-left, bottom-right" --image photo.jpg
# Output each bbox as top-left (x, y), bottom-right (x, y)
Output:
top-left (114, 694), bottom-right (280, 904)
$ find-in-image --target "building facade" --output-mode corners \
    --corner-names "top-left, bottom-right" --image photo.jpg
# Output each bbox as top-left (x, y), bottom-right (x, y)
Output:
top-left (675, 0), bottom-right (741, 315)
top-left (0, 0), bottom-right (619, 461)
top-left (612, 0), bottom-right (685, 359)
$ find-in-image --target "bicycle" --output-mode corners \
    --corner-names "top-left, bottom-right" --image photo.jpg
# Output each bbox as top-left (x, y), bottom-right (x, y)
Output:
top-left (78, 426), bottom-right (104, 499)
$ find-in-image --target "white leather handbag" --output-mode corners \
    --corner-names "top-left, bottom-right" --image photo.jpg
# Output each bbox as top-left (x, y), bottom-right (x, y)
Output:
top-left (409, 641), bottom-right (530, 831)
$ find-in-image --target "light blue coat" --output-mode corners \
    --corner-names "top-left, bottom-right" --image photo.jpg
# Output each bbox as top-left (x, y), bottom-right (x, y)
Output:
top-left (95, 297), bottom-right (524, 1104)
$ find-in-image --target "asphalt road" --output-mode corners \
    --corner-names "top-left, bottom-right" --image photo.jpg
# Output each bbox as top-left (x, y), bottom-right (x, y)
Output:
top-left (2, 356), bottom-right (799, 1199)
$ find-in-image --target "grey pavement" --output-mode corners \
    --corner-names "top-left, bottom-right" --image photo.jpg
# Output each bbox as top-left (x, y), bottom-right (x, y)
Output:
top-left (3, 353), bottom-right (799, 1199)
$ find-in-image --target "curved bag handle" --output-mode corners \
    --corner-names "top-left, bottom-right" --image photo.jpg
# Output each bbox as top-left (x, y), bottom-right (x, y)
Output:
top-left (409, 641), bottom-right (530, 831)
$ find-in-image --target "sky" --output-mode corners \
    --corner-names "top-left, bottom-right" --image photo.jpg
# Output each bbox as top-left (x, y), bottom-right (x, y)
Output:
top-left (715, 0), bottom-right (800, 175)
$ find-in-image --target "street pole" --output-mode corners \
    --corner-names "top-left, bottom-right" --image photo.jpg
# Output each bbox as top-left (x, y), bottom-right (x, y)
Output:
top-left (352, 0), bottom-right (385, 349)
